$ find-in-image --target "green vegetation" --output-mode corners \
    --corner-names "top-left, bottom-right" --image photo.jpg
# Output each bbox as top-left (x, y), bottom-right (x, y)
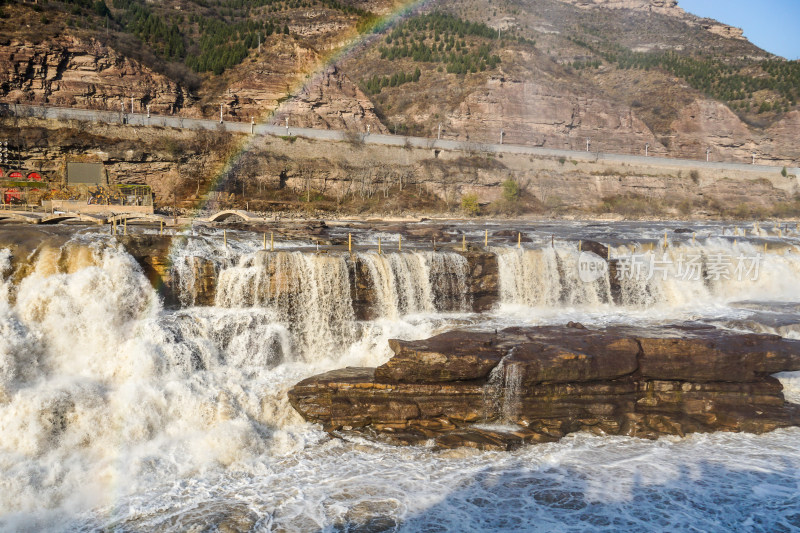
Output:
top-left (569, 37), bottom-right (800, 115)
top-left (502, 179), bottom-right (519, 202)
top-left (42, 0), bottom-right (378, 77)
top-left (377, 12), bottom-right (504, 75)
top-left (570, 59), bottom-right (601, 70)
top-left (460, 193), bottom-right (480, 216)
top-left (361, 68), bottom-right (420, 95)
top-left (782, 166), bottom-right (789, 177)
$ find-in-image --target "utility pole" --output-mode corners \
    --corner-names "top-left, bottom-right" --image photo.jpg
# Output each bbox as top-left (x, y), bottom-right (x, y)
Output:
top-left (219, 104), bottom-right (223, 124)
top-left (706, 148), bottom-right (711, 162)
top-left (437, 123), bottom-right (441, 140)
top-left (251, 117), bottom-right (255, 134)
top-left (367, 124), bottom-right (370, 135)
top-left (131, 97), bottom-right (134, 115)
top-left (285, 115), bottom-right (289, 134)
top-left (586, 138), bottom-right (590, 152)
top-left (752, 153), bottom-right (756, 165)
top-left (500, 129), bottom-right (504, 145)
top-left (645, 143), bottom-right (649, 157)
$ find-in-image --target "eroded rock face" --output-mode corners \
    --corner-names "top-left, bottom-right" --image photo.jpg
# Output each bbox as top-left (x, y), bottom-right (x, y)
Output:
top-left (0, 36), bottom-right (188, 114)
top-left (446, 76), bottom-right (660, 153)
top-left (556, 0), bottom-right (745, 41)
top-left (269, 66), bottom-right (387, 133)
top-left (289, 325), bottom-right (800, 450)
top-left (559, 0), bottom-right (681, 15)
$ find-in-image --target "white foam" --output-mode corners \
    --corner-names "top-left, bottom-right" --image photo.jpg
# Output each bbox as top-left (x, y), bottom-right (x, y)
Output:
top-left (0, 232), bottom-right (799, 530)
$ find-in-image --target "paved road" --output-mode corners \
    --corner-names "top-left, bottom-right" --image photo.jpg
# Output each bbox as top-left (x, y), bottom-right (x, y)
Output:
top-left (8, 104), bottom-right (798, 175)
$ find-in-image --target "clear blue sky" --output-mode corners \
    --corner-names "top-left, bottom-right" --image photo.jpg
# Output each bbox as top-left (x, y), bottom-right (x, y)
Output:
top-left (679, 0), bottom-right (800, 60)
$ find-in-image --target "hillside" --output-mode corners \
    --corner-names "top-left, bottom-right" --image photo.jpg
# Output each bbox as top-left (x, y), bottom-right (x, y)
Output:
top-left (342, 0), bottom-right (800, 164)
top-left (1, 0), bottom-right (798, 163)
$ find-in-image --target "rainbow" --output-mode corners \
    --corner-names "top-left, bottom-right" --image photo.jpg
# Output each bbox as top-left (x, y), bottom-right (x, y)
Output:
top-left (181, 0), bottom-right (433, 226)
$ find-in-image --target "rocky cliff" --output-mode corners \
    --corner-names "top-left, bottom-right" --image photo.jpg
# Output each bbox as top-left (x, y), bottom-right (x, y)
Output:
top-left (0, 36), bottom-right (188, 114)
top-left (289, 324), bottom-right (800, 450)
top-left (269, 66), bottom-right (388, 133)
top-left (445, 75), bottom-right (660, 153)
top-left (556, 0), bottom-right (745, 39)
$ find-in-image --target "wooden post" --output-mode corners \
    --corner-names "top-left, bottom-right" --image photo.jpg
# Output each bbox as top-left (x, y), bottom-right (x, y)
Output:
top-left (270, 232), bottom-right (274, 251)
top-left (462, 234), bottom-right (465, 252)
top-left (551, 235), bottom-right (554, 248)
top-left (764, 242), bottom-right (768, 254)
top-left (663, 230), bottom-right (667, 249)
top-left (399, 235), bottom-right (402, 252)
top-left (579, 240), bottom-right (582, 252)
top-left (735, 227), bottom-right (739, 236)
top-left (160, 220), bottom-right (163, 235)
top-left (348, 233), bottom-right (352, 253)
top-left (484, 229), bottom-right (488, 247)
top-left (517, 232), bottom-right (521, 248)
top-left (779, 228), bottom-right (783, 238)
top-left (433, 236), bottom-right (436, 251)
top-left (124, 217), bottom-right (127, 236)
top-left (378, 236), bottom-right (382, 255)
top-left (692, 232), bottom-right (696, 245)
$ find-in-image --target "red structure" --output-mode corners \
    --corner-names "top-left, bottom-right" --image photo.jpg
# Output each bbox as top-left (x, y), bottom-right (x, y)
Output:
top-left (4, 189), bottom-right (21, 203)
top-left (27, 172), bottom-right (42, 181)
top-left (8, 171), bottom-right (22, 179)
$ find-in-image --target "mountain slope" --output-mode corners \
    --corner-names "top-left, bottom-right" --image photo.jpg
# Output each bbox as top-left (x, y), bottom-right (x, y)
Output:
top-left (340, 0), bottom-right (800, 163)
top-left (1, 0), bottom-right (798, 163)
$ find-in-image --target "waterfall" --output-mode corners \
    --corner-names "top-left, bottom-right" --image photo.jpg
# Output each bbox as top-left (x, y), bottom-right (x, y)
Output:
top-left (482, 356), bottom-right (506, 422)
top-left (481, 351), bottom-right (523, 424)
top-left (2, 228), bottom-right (800, 523)
top-left (215, 250), bottom-right (355, 358)
top-left (497, 240), bottom-right (800, 310)
top-left (496, 247), bottom-right (610, 307)
top-left (0, 238), bottom-right (368, 516)
top-left (357, 251), bottom-right (470, 319)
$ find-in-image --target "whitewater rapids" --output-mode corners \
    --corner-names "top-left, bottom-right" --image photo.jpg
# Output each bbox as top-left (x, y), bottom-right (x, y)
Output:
top-left (0, 227), bottom-right (798, 531)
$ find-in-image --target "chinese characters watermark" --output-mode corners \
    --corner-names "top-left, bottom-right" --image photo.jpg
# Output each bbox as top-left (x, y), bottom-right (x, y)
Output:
top-left (579, 252), bottom-right (762, 282)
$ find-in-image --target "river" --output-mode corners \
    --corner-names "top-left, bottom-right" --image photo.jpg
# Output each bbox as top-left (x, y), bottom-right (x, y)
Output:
top-left (0, 220), bottom-right (798, 531)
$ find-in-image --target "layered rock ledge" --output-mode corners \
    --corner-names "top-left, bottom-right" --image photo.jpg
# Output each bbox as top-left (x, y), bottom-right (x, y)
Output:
top-left (288, 325), bottom-right (800, 450)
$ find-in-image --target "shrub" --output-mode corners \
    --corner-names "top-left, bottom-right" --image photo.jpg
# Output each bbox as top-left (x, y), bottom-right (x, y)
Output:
top-left (690, 170), bottom-right (700, 184)
top-left (461, 193), bottom-right (480, 216)
top-left (502, 179), bottom-right (519, 202)
top-left (782, 166), bottom-right (788, 177)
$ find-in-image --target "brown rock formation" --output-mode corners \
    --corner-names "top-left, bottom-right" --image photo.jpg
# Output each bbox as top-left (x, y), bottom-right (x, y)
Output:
top-left (556, 0), bottom-right (745, 40)
top-left (0, 36), bottom-right (188, 114)
top-left (289, 325), bottom-right (800, 450)
top-left (557, 0), bottom-right (683, 17)
top-left (445, 76), bottom-right (661, 153)
top-left (270, 66), bottom-right (388, 133)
